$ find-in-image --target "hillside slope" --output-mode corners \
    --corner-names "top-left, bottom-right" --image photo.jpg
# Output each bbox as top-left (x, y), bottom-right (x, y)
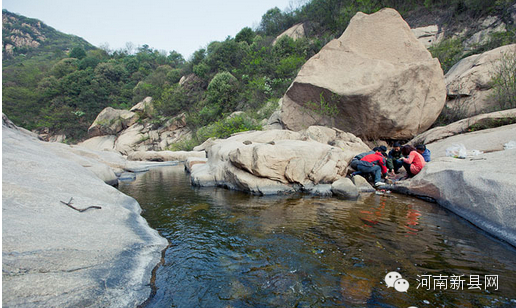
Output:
top-left (2, 1), bottom-right (515, 144)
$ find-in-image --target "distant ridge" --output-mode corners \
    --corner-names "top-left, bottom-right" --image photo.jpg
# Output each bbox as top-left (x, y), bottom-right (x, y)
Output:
top-left (2, 9), bottom-right (95, 61)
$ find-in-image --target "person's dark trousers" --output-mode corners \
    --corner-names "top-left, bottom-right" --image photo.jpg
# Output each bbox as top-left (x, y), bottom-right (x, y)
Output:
top-left (393, 160), bottom-right (403, 173)
top-left (357, 163), bottom-right (382, 183)
top-left (403, 162), bottom-right (415, 177)
top-left (350, 158), bottom-right (359, 170)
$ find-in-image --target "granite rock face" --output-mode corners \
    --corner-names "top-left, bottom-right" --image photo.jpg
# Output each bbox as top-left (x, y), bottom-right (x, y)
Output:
top-left (2, 116), bottom-right (167, 307)
top-left (409, 109), bottom-right (516, 146)
top-left (88, 107), bottom-right (139, 137)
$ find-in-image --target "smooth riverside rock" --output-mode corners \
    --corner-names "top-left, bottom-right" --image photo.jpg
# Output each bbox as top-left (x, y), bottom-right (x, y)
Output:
top-left (399, 150), bottom-right (516, 247)
top-left (2, 118), bottom-right (167, 307)
top-left (331, 178), bottom-right (359, 199)
top-left (409, 109), bottom-right (516, 146)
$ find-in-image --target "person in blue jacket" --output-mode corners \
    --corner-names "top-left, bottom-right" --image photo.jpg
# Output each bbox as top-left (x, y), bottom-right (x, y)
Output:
top-left (416, 144), bottom-right (431, 162)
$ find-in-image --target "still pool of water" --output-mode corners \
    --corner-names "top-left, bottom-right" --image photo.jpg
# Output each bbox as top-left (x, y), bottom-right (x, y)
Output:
top-left (119, 165), bottom-right (516, 307)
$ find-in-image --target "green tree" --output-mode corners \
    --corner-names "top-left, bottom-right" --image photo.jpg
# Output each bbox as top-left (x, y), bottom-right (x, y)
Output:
top-left (259, 7), bottom-right (286, 36)
top-left (156, 84), bottom-right (190, 116)
top-left (69, 46), bottom-right (87, 59)
top-left (235, 27), bottom-right (256, 44)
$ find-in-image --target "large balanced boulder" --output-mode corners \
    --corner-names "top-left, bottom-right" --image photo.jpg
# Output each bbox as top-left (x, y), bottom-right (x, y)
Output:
top-left (279, 8), bottom-right (446, 139)
top-left (2, 116), bottom-right (167, 307)
top-left (190, 128), bottom-right (370, 195)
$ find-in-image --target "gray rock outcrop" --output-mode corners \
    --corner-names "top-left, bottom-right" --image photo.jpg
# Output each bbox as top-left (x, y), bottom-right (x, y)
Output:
top-left (81, 103), bottom-right (192, 155)
top-left (273, 23), bottom-right (306, 45)
top-left (2, 116), bottom-right (168, 307)
top-left (279, 8), bottom-right (446, 140)
top-left (444, 44), bottom-right (516, 117)
top-left (411, 25), bottom-right (443, 48)
top-left (88, 107), bottom-right (139, 137)
top-left (130, 96), bottom-right (155, 118)
top-left (410, 108), bottom-right (516, 146)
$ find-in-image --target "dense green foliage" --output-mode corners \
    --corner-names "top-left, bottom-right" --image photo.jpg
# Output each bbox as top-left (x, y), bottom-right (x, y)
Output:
top-left (3, 0), bottom-right (516, 142)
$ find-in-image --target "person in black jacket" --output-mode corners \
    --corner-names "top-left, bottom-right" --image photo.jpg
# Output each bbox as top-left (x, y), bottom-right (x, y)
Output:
top-left (386, 142), bottom-right (403, 175)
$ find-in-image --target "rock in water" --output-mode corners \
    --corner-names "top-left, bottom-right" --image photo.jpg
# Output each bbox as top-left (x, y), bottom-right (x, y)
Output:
top-left (331, 178), bottom-right (359, 199)
top-left (280, 8), bottom-right (446, 139)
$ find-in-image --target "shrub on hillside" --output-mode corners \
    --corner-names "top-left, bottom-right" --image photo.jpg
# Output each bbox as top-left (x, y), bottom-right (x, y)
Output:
top-left (490, 49), bottom-right (516, 110)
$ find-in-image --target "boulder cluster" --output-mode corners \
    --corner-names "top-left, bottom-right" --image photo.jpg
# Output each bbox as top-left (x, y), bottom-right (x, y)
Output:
top-left (82, 97), bottom-right (191, 156)
top-left (189, 126), bottom-right (371, 196)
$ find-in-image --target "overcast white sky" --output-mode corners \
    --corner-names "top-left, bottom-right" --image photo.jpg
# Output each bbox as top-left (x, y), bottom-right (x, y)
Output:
top-left (2, 0), bottom-right (306, 59)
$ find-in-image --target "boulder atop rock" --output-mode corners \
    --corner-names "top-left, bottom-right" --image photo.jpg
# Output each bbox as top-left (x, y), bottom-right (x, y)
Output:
top-left (130, 96), bottom-right (155, 118)
top-left (273, 23), bottom-right (306, 45)
top-left (88, 107), bottom-right (139, 137)
top-left (279, 8), bottom-right (446, 140)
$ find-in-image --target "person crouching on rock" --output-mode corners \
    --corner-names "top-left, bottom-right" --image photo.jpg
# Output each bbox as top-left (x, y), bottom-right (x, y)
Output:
top-left (416, 144), bottom-right (431, 162)
top-left (400, 145), bottom-right (426, 178)
top-left (387, 142), bottom-right (403, 176)
top-left (356, 148), bottom-right (388, 187)
top-left (349, 148), bottom-right (377, 171)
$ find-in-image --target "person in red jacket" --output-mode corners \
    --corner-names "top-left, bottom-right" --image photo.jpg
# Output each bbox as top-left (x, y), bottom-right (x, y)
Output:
top-left (356, 149), bottom-right (388, 186)
top-left (400, 145), bottom-right (426, 177)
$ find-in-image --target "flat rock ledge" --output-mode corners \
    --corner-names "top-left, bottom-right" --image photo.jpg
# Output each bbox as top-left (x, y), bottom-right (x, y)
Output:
top-left (2, 116), bottom-right (168, 307)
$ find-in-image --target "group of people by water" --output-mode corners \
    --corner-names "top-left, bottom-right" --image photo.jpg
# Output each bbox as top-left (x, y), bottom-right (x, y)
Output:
top-left (349, 143), bottom-right (431, 187)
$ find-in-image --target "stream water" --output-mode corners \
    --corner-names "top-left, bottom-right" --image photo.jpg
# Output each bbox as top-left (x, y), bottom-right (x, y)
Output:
top-left (119, 165), bottom-right (516, 308)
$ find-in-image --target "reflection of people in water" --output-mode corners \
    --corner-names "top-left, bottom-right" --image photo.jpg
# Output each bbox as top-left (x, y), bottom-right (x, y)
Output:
top-left (358, 197), bottom-right (421, 236)
top-left (404, 205), bottom-right (421, 235)
top-left (359, 199), bottom-right (387, 228)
